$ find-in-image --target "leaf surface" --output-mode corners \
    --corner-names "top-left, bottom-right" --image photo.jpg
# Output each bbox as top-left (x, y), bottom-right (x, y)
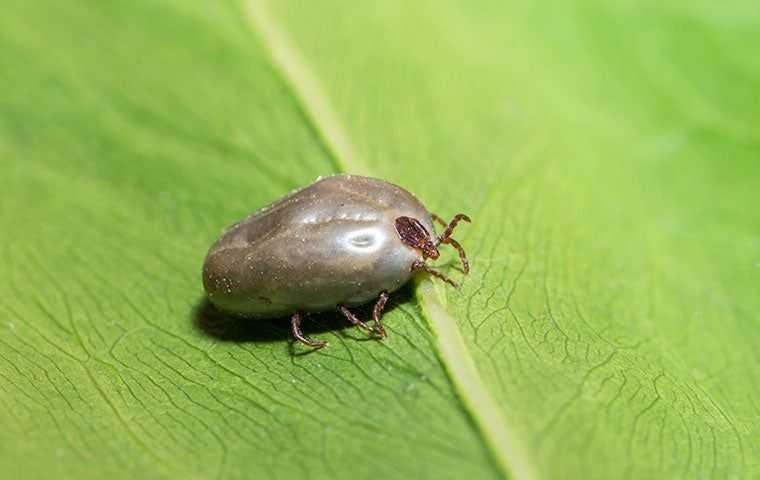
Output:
top-left (1, 1), bottom-right (758, 479)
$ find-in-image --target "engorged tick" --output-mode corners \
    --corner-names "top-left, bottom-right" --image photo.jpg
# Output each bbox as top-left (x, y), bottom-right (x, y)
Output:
top-left (202, 174), bottom-right (471, 349)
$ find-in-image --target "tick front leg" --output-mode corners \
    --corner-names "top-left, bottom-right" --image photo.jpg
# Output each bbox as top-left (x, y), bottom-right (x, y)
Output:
top-left (443, 237), bottom-right (469, 274)
top-left (432, 213), bottom-right (471, 274)
top-left (431, 213), bottom-right (448, 231)
top-left (412, 260), bottom-right (457, 287)
top-left (291, 311), bottom-right (327, 348)
top-left (371, 291), bottom-right (389, 338)
top-left (433, 213), bottom-right (471, 243)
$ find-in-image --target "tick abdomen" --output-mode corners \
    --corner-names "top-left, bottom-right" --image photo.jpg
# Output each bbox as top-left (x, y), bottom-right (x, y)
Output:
top-left (202, 175), bottom-right (433, 318)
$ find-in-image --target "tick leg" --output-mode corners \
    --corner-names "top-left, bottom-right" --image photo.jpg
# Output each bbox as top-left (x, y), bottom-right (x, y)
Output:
top-left (433, 213), bottom-right (471, 274)
top-left (337, 305), bottom-right (373, 334)
top-left (435, 213), bottom-right (471, 244)
top-left (371, 291), bottom-right (389, 338)
top-left (412, 260), bottom-right (457, 287)
top-left (431, 213), bottom-right (448, 231)
top-left (291, 311), bottom-right (327, 348)
top-left (442, 237), bottom-right (469, 274)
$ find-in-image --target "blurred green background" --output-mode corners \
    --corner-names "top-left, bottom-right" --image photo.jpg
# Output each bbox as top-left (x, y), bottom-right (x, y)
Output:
top-left (1, 1), bottom-right (758, 479)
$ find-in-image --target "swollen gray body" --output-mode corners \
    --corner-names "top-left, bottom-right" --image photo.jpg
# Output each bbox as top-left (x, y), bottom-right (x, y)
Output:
top-left (202, 175), bottom-right (433, 318)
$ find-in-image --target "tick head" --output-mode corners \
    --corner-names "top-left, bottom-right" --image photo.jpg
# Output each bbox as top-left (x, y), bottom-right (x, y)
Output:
top-left (395, 216), bottom-right (439, 260)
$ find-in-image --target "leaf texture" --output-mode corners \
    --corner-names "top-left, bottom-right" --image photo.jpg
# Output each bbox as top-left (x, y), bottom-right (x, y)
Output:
top-left (1, 1), bottom-right (759, 479)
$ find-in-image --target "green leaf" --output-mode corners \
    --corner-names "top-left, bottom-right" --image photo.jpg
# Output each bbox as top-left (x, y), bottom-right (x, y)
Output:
top-left (1, 1), bottom-right (758, 479)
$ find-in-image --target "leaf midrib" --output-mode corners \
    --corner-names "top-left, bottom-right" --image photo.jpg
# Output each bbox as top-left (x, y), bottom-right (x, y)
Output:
top-left (241, 1), bottom-right (536, 479)
top-left (241, 0), bottom-right (367, 177)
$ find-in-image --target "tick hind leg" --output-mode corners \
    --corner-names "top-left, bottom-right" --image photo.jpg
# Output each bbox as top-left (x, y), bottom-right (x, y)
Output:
top-left (432, 213), bottom-right (471, 274)
top-left (337, 305), bottom-right (373, 333)
top-left (371, 291), bottom-right (389, 338)
top-left (291, 311), bottom-right (327, 348)
top-left (337, 292), bottom-right (389, 339)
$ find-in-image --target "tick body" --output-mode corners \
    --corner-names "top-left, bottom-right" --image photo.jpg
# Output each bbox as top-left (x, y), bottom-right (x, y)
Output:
top-left (202, 174), bottom-right (470, 348)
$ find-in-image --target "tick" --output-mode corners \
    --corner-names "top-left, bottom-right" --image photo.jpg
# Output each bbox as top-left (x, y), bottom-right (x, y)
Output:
top-left (202, 174), bottom-right (470, 348)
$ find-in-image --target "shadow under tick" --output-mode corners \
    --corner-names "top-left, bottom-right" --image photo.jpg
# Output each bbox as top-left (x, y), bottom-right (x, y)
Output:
top-left (191, 284), bottom-right (413, 345)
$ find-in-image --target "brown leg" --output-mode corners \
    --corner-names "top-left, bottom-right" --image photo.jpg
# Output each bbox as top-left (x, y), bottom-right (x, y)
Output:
top-left (435, 213), bottom-right (471, 243)
top-left (442, 237), bottom-right (469, 274)
top-left (412, 260), bottom-right (457, 287)
top-left (432, 213), bottom-right (471, 274)
top-left (291, 311), bottom-right (327, 348)
top-left (337, 305), bottom-right (372, 333)
top-left (431, 213), bottom-right (448, 231)
top-left (371, 291), bottom-right (389, 337)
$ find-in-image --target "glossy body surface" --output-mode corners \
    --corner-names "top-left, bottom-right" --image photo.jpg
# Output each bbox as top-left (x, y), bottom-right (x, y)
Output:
top-left (203, 175), bottom-right (434, 318)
